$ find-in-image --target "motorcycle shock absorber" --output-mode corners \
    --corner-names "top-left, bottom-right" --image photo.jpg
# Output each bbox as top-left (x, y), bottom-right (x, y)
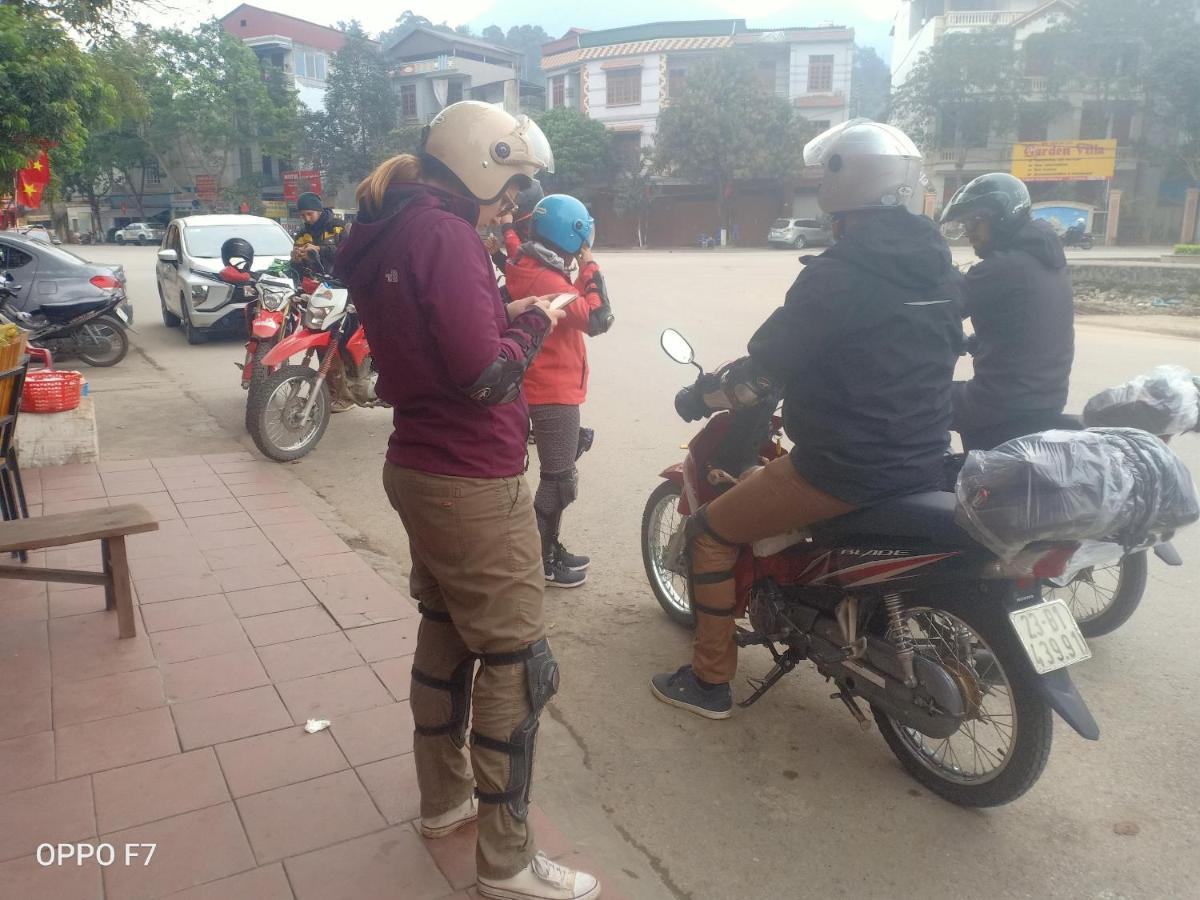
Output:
top-left (298, 336), bottom-right (340, 422)
top-left (884, 593), bottom-right (917, 688)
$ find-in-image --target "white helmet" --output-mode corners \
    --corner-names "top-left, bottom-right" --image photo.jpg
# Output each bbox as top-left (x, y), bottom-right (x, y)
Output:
top-left (803, 118), bottom-right (927, 215)
top-left (421, 101), bottom-right (555, 204)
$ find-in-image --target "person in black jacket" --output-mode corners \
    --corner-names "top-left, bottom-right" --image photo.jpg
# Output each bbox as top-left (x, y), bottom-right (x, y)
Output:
top-left (651, 120), bottom-right (963, 720)
top-left (292, 192), bottom-right (346, 277)
top-left (939, 173), bottom-right (1075, 450)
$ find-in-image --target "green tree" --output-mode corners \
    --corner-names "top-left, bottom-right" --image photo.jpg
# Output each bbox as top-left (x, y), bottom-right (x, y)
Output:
top-left (534, 107), bottom-right (612, 196)
top-left (9, 0), bottom-right (135, 33)
top-left (654, 51), bottom-right (815, 240)
top-left (849, 46), bottom-right (891, 121)
top-left (612, 165), bottom-right (656, 248)
top-left (141, 21), bottom-right (300, 210)
top-left (890, 30), bottom-right (1030, 156)
top-left (0, 6), bottom-right (104, 184)
top-left (316, 20), bottom-right (398, 193)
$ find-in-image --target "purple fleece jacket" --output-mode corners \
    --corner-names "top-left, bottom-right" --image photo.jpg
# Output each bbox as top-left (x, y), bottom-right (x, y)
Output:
top-left (334, 183), bottom-right (548, 478)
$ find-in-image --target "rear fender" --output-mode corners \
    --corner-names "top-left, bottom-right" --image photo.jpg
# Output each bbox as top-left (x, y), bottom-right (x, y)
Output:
top-left (262, 329), bottom-right (330, 368)
top-left (1153, 541), bottom-right (1182, 566)
top-left (1037, 668), bottom-right (1099, 741)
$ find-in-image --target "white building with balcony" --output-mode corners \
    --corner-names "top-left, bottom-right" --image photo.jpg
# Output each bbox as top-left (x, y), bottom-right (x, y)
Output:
top-left (541, 20), bottom-right (854, 171)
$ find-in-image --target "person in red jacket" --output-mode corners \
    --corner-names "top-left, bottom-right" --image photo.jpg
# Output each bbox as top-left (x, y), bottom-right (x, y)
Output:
top-left (501, 193), bottom-right (615, 587)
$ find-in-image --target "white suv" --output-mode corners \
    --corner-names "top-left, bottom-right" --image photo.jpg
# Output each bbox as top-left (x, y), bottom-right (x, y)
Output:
top-left (114, 222), bottom-right (165, 245)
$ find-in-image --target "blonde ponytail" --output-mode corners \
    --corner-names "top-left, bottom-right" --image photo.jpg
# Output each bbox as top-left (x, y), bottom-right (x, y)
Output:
top-left (356, 154), bottom-right (423, 217)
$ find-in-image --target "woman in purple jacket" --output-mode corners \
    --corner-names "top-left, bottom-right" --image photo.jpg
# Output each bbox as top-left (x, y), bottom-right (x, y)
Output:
top-left (334, 102), bottom-right (599, 900)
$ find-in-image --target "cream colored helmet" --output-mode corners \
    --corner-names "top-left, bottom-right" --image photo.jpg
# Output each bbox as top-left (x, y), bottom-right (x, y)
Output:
top-left (421, 101), bottom-right (555, 204)
top-left (803, 118), bottom-right (927, 215)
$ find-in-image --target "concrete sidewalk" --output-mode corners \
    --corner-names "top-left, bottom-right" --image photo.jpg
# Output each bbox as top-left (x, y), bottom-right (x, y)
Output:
top-left (0, 452), bottom-right (621, 900)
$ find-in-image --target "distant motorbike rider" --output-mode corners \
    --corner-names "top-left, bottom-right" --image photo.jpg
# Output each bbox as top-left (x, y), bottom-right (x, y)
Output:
top-left (939, 172), bottom-right (1075, 450)
top-left (292, 191), bottom-right (345, 276)
top-left (651, 119), bottom-right (963, 720)
top-left (501, 193), bottom-right (615, 588)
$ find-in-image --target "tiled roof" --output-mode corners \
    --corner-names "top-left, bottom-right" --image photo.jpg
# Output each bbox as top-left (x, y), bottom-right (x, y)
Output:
top-left (542, 35), bottom-right (734, 70)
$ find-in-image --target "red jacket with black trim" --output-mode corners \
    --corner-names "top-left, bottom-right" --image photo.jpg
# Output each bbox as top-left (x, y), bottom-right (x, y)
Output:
top-left (502, 229), bottom-right (602, 406)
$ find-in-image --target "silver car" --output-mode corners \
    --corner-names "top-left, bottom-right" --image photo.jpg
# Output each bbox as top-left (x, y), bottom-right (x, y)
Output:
top-left (155, 215), bottom-right (294, 344)
top-left (767, 217), bottom-right (833, 249)
top-left (0, 232), bottom-right (132, 322)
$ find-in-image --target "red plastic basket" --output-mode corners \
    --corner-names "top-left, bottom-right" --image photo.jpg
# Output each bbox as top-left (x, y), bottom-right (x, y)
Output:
top-left (21, 348), bottom-right (83, 414)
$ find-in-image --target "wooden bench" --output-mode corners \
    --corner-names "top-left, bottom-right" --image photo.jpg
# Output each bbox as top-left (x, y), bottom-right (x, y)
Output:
top-left (0, 504), bottom-right (159, 638)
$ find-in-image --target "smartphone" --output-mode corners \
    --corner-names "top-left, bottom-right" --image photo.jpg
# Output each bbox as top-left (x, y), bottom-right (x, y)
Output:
top-left (548, 292), bottom-right (577, 311)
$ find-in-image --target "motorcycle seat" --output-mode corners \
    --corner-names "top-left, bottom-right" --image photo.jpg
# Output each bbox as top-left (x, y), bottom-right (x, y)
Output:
top-left (808, 491), bottom-right (981, 549)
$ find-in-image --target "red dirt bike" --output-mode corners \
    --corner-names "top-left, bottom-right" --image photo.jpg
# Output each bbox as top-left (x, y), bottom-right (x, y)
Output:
top-left (640, 328), bottom-right (1101, 807)
top-left (245, 278), bottom-right (385, 461)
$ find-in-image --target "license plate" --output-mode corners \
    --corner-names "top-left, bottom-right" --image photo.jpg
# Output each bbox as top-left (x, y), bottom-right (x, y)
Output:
top-left (1009, 599), bottom-right (1092, 674)
top-left (114, 306), bottom-right (130, 324)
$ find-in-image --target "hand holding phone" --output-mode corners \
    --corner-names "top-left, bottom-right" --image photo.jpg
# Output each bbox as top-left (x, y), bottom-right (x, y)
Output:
top-left (548, 292), bottom-right (577, 311)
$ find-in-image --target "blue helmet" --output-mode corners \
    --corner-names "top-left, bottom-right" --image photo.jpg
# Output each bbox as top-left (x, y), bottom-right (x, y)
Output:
top-left (531, 194), bottom-right (595, 255)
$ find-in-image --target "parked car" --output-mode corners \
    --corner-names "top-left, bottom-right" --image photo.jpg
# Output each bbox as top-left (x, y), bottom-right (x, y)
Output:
top-left (155, 215), bottom-right (295, 344)
top-left (0, 232), bottom-right (133, 323)
top-left (767, 218), bottom-right (833, 249)
top-left (114, 222), bottom-right (165, 245)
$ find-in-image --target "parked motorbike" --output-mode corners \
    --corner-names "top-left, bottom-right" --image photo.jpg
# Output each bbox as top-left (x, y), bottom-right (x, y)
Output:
top-left (642, 328), bottom-right (1105, 807)
top-left (246, 278), bottom-right (385, 461)
top-left (0, 272), bottom-right (129, 367)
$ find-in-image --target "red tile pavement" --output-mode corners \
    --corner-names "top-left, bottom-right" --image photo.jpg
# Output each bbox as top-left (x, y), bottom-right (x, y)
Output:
top-left (0, 458), bottom-right (620, 899)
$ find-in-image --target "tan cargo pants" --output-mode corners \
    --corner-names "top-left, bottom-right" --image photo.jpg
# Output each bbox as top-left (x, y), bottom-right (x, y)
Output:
top-left (691, 455), bottom-right (854, 684)
top-left (383, 463), bottom-right (546, 880)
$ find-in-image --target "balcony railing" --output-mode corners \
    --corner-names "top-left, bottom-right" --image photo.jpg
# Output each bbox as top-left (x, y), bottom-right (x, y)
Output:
top-left (944, 11), bottom-right (1024, 28)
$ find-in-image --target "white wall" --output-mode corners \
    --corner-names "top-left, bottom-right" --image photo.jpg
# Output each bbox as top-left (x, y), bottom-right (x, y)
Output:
top-left (584, 53), bottom-right (662, 140)
top-left (787, 40), bottom-right (853, 101)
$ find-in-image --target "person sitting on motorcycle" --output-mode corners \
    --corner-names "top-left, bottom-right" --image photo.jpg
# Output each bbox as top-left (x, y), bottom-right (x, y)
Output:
top-left (500, 193), bottom-right (614, 588)
top-left (651, 119), bottom-right (964, 720)
top-left (1064, 217), bottom-right (1086, 243)
top-left (939, 172), bottom-right (1075, 451)
top-left (292, 192), bottom-right (345, 276)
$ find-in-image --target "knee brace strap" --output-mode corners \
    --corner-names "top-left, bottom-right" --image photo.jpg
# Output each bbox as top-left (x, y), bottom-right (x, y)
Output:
top-left (417, 602), bottom-right (453, 623)
top-left (411, 657), bottom-right (475, 748)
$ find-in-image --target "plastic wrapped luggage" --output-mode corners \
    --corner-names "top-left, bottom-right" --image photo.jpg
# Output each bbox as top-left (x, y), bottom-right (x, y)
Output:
top-left (955, 427), bottom-right (1199, 560)
top-left (1082, 365), bottom-right (1200, 436)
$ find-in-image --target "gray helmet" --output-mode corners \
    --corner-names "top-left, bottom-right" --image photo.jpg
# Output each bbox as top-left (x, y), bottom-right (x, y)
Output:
top-left (940, 172), bottom-right (1032, 240)
top-left (804, 118), bottom-right (927, 215)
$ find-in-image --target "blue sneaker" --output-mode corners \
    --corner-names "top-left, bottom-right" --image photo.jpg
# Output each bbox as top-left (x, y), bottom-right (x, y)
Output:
top-left (651, 666), bottom-right (732, 720)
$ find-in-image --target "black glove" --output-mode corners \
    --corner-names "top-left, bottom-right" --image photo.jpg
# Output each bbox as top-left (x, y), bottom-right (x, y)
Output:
top-left (675, 375), bottom-right (721, 423)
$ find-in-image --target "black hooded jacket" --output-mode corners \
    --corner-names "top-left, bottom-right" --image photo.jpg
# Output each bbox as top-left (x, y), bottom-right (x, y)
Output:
top-left (748, 210), bottom-right (964, 506)
top-left (957, 218), bottom-right (1075, 427)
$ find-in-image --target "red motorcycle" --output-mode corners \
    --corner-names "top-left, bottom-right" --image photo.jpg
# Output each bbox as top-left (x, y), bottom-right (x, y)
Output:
top-left (640, 328), bottom-right (1100, 807)
top-left (246, 278), bottom-right (384, 461)
top-left (238, 273), bottom-right (310, 395)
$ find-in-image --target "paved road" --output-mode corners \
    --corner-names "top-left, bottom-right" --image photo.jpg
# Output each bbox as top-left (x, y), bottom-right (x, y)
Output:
top-left (81, 245), bottom-right (1200, 899)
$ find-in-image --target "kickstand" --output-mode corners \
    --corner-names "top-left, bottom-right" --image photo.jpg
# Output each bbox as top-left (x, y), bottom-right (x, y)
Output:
top-left (831, 686), bottom-right (872, 732)
top-left (739, 650), bottom-right (799, 708)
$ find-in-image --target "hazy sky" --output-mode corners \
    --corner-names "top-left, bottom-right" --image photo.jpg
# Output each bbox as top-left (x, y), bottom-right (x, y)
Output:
top-left (149, 1), bottom-right (902, 56)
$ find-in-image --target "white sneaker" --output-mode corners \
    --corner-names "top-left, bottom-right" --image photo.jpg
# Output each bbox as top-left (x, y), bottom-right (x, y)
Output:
top-left (419, 797), bottom-right (477, 839)
top-left (478, 852), bottom-right (601, 900)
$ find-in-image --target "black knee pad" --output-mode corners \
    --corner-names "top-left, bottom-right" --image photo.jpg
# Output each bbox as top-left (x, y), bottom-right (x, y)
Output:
top-left (471, 637), bottom-right (559, 821)
top-left (685, 505), bottom-right (738, 617)
top-left (411, 656), bottom-right (476, 750)
top-left (535, 468), bottom-right (578, 515)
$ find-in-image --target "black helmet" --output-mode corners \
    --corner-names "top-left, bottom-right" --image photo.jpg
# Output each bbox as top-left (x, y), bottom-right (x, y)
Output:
top-left (221, 237), bottom-right (254, 273)
top-left (940, 172), bottom-right (1032, 240)
top-left (515, 178), bottom-right (544, 220)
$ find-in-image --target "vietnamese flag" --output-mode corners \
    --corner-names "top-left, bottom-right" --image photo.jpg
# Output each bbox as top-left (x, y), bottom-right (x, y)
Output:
top-left (24, 151), bottom-right (51, 185)
top-left (16, 171), bottom-right (46, 209)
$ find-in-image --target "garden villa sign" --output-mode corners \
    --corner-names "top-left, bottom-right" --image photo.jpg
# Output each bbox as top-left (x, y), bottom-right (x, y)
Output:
top-left (1011, 139), bottom-right (1117, 182)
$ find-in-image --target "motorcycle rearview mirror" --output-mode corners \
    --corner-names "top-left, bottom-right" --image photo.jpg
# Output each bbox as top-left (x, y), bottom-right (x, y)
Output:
top-left (660, 329), bottom-right (698, 369)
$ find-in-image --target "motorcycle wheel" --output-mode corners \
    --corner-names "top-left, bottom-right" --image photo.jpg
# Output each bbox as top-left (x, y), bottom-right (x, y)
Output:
top-left (641, 481), bottom-right (694, 628)
top-left (1047, 551), bottom-right (1146, 639)
top-left (870, 592), bottom-right (1053, 807)
top-left (75, 317), bottom-right (128, 367)
top-left (247, 364), bottom-right (330, 462)
top-left (244, 341), bottom-right (275, 432)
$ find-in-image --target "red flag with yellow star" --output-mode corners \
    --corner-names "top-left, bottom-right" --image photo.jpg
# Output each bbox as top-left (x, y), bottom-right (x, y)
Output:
top-left (16, 171), bottom-right (46, 209)
top-left (23, 152), bottom-right (51, 185)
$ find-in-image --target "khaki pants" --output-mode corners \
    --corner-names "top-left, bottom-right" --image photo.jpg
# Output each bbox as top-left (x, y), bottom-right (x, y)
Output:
top-left (691, 455), bottom-right (854, 684)
top-left (383, 463), bottom-right (546, 880)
